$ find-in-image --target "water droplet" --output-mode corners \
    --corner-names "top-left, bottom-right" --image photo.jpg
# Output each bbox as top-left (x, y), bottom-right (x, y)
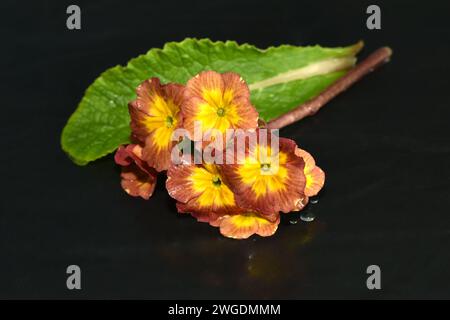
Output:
top-left (300, 212), bottom-right (315, 222)
top-left (310, 197), bottom-right (319, 204)
top-left (289, 219), bottom-right (298, 225)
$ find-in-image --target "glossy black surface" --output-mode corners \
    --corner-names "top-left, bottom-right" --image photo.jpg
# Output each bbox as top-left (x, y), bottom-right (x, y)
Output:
top-left (2, 0), bottom-right (449, 299)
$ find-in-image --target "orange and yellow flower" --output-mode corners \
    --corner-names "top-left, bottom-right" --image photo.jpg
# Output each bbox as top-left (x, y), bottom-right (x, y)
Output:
top-left (114, 144), bottom-right (158, 200)
top-left (128, 78), bottom-right (184, 172)
top-left (182, 71), bottom-right (259, 140)
top-left (166, 163), bottom-right (240, 223)
top-left (295, 147), bottom-right (325, 197)
top-left (222, 130), bottom-right (307, 216)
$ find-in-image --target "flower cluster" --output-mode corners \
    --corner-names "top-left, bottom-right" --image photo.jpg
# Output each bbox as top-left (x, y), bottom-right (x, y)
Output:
top-left (115, 71), bottom-right (325, 239)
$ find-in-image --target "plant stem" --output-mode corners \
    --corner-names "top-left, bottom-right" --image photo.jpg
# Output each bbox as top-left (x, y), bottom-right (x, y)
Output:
top-left (266, 47), bottom-right (393, 129)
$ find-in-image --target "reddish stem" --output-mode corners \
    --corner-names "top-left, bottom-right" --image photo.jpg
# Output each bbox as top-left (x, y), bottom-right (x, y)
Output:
top-left (266, 47), bottom-right (393, 129)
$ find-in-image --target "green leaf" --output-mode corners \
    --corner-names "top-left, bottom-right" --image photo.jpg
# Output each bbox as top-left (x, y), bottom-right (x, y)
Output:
top-left (61, 38), bottom-right (362, 165)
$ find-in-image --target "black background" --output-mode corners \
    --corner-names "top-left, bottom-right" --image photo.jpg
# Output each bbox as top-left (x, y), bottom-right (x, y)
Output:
top-left (1, 0), bottom-right (450, 299)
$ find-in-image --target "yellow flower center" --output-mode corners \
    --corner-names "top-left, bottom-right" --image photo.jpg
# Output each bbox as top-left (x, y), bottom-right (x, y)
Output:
top-left (217, 107), bottom-right (225, 117)
top-left (165, 116), bottom-right (174, 128)
top-left (190, 166), bottom-right (235, 208)
top-left (195, 88), bottom-right (242, 133)
top-left (237, 147), bottom-right (289, 197)
top-left (212, 175), bottom-right (222, 186)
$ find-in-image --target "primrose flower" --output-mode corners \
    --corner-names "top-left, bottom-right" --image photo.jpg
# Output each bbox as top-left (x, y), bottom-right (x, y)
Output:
top-left (166, 163), bottom-right (240, 223)
top-left (216, 212), bottom-right (280, 239)
top-left (114, 144), bottom-right (158, 200)
top-left (182, 71), bottom-right (259, 140)
top-left (295, 147), bottom-right (325, 197)
top-left (222, 130), bottom-right (307, 216)
top-left (128, 78), bottom-right (184, 172)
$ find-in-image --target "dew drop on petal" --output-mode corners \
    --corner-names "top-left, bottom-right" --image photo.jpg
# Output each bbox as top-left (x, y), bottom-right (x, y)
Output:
top-left (289, 219), bottom-right (298, 225)
top-left (310, 197), bottom-right (319, 204)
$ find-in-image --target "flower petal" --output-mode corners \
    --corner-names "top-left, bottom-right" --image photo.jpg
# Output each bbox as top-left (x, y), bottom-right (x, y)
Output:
top-left (176, 202), bottom-right (223, 226)
top-left (305, 166), bottom-right (325, 197)
top-left (294, 147), bottom-right (316, 173)
top-left (115, 145), bottom-right (134, 166)
top-left (114, 144), bottom-right (158, 199)
top-left (219, 213), bottom-right (280, 239)
top-left (120, 166), bottom-right (156, 200)
top-left (294, 147), bottom-right (325, 196)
